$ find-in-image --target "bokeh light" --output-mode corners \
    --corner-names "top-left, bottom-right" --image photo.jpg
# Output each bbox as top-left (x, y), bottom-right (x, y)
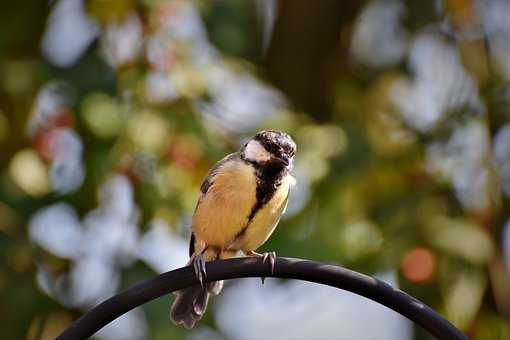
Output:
top-left (9, 149), bottom-right (50, 197)
top-left (401, 247), bottom-right (437, 283)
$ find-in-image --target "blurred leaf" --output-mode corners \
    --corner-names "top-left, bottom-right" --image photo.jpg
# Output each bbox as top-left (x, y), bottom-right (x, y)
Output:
top-left (425, 216), bottom-right (495, 265)
top-left (440, 267), bottom-right (487, 330)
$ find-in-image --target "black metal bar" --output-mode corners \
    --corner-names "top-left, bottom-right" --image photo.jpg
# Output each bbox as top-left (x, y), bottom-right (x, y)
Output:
top-left (57, 257), bottom-right (467, 340)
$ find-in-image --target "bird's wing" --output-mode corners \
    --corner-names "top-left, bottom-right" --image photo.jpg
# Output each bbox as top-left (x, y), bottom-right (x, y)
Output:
top-left (191, 153), bottom-right (257, 249)
top-left (199, 153), bottom-right (239, 197)
top-left (190, 153), bottom-right (239, 256)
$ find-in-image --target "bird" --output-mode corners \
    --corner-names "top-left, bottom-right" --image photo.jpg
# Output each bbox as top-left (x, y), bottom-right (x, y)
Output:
top-left (170, 130), bottom-right (296, 329)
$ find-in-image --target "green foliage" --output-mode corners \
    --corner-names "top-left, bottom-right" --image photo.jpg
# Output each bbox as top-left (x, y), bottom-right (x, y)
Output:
top-left (1, 0), bottom-right (510, 339)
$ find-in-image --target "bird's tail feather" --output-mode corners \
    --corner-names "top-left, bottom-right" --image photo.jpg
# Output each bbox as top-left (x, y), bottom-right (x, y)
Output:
top-left (170, 285), bottom-right (205, 329)
top-left (170, 249), bottom-right (226, 329)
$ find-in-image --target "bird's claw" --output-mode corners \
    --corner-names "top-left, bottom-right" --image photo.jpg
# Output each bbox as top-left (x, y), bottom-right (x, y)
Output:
top-left (247, 251), bottom-right (276, 284)
top-left (193, 255), bottom-right (207, 288)
top-left (262, 251), bottom-right (276, 276)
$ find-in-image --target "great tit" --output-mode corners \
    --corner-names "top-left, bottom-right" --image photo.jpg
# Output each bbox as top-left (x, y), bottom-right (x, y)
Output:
top-left (170, 130), bottom-right (296, 329)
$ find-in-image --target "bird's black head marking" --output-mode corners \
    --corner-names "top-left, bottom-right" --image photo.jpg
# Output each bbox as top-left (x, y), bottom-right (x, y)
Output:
top-left (240, 130), bottom-right (296, 223)
top-left (252, 130), bottom-right (296, 168)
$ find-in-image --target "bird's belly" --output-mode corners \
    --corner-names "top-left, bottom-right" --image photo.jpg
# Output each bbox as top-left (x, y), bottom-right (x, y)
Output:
top-left (240, 210), bottom-right (280, 251)
top-left (240, 177), bottom-right (291, 252)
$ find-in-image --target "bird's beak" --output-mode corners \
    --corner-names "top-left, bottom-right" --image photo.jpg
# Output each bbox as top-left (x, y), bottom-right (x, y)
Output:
top-left (274, 155), bottom-right (290, 166)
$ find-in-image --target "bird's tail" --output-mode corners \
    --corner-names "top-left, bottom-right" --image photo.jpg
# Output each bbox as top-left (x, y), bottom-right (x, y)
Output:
top-left (169, 280), bottom-right (224, 329)
top-left (170, 249), bottom-right (226, 329)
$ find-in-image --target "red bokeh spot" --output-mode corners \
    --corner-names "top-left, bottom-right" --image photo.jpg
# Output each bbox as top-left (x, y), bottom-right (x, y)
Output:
top-left (167, 139), bottom-right (202, 171)
top-left (32, 109), bottom-right (75, 162)
top-left (401, 247), bottom-right (437, 284)
top-left (34, 129), bottom-right (60, 163)
top-left (47, 109), bottom-right (75, 129)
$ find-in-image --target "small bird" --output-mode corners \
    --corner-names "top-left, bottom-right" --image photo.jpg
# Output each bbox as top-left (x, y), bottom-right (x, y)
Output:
top-left (170, 130), bottom-right (296, 329)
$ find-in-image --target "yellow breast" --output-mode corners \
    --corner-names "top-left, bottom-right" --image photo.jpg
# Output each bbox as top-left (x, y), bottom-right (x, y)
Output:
top-left (239, 173), bottom-right (294, 252)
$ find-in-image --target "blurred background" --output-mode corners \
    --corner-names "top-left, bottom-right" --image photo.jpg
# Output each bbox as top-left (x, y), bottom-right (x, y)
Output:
top-left (1, 0), bottom-right (510, 339)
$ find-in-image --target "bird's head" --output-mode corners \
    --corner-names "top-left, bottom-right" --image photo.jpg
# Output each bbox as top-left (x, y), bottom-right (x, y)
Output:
top-left (241, 130), bottom-right (296, 170)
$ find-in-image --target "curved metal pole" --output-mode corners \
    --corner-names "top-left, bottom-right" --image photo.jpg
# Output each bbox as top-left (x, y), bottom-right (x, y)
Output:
top-left (57, 257), bottom-right (467, 340)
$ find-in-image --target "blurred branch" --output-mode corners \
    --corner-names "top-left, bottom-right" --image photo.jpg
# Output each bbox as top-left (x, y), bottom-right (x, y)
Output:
top-left (57, 257), bottom-right (467, 340)
top-left (0, 1), bottom-right (52, 58)
top-left (264, 0), bottom-right (364, 121)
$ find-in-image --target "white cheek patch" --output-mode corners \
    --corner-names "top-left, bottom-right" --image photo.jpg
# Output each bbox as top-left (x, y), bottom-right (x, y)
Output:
top-left (244, 140), bottom-right (271, 162)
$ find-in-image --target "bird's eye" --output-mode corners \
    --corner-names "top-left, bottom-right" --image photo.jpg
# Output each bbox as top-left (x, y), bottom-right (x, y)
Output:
top-left (264, 144), bottom-right (277, 154)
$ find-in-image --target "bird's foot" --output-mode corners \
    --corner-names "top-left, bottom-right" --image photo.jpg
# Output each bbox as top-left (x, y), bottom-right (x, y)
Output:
top-left (262, 251), bottom-right (276, 275)
top-left (192, 254), bottom-right (207, 288)
top-left (246, 251), bottom-right (276, 284)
